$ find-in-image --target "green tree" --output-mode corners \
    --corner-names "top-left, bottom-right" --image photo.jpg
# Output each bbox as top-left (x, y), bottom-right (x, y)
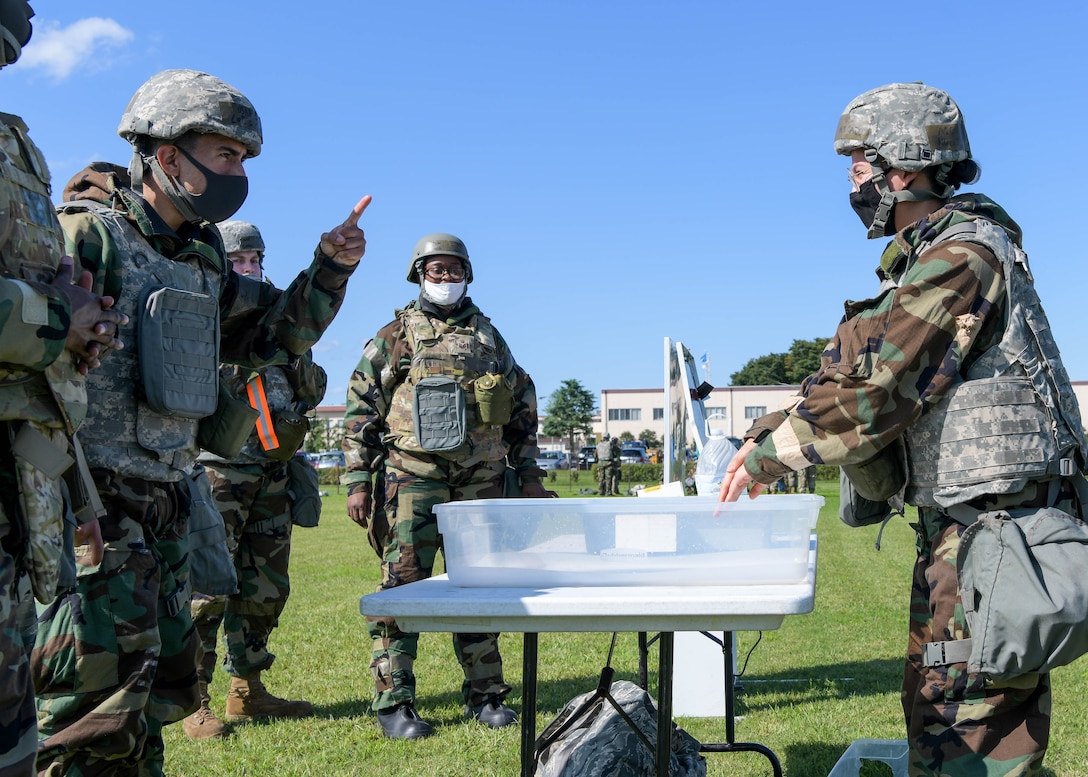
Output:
top-left (618, 431), bottom-right (634, 444)
top-left (731, 337), bottom-right (828, 386)
top-left (542, 379), bottom-right (596, 480)
top-left (638, 429), bottom-right (661, 448)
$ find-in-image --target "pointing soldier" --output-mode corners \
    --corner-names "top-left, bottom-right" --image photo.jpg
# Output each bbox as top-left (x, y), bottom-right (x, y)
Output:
top-left (32, 69), bottom-right (367, 776)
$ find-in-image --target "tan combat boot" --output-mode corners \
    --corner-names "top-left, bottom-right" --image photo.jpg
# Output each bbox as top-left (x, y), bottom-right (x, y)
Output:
top-left (224, 673), bottom-right (314, 721)
top-left (182, 682), bottom-right (230, 740)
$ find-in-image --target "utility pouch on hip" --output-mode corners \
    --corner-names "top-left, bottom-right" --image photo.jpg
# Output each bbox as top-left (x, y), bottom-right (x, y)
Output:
top-left (412, 376), bottom-right (467, 452)
top-left (840, 439), bottom-right (906, 502)
top-left (184, 463), bottom-right (237, 596)
top-left (263, 409), bottom-right (310, 462)
top-left (138, 285), bottom-right (220, 419)
top-left (11, 422), bottom-right (73, 603)
top-left (473, 372), bottom-right (514, 426)
top-left (196, 378), bottom-right (259, 459)
top-left (286, 453), bottom-right (322, 527)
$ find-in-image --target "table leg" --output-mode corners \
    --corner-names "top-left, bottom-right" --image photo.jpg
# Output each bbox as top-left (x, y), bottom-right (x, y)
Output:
top-left (521, 632), bottom-right (538, 777)
top-left (656, 632), bottom-right (674, 777)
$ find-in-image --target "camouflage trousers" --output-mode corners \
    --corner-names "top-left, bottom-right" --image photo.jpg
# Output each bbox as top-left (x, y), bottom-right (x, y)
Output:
top-left (367, 454), bottom-right (511, 712)
top-left (32, 471), bottom-right (199, 777)
top-left (1, 503), bottom-right (37, 777)
top-left (597, 462), bottom-right (619, 495)
top-left (903, 507), bottom-right (1049, 777)
top-left (191, 461), bottom-right (294, 683)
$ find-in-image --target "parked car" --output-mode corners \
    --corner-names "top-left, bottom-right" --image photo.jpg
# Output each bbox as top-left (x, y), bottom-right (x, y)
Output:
top-left (536, 451), bottom-right (570, 470)
top-left (314, 451), bottom-right (345, 469)
top-left (619, 447), bottom-right (649, 465)
top-left (578, 446), bottom-right (598, 469)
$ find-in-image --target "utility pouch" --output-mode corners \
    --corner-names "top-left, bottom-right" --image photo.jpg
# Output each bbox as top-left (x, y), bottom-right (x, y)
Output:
top-left (11, 422), bottom-right (73, 603)
top-left (473, 371), bottom-right (514, 426)
top-left (286, 454), bottom-right (322, 527)
top-left (196, 378), bottom-right (259, 459)
top-left (412, 376), bottom-right (467, 452)
top-left (138, 285), bottom-right (220, 419)
top-left (184, 463), bottom-right (237, 596)
top-left (839, 469), bottom-right (895, 528)
top-left (840, 439), bottom-right (905, 502)
top-left (263, 409), bottom-right (310, 462)
top-left (957, 507), bottom-right (1088, 680)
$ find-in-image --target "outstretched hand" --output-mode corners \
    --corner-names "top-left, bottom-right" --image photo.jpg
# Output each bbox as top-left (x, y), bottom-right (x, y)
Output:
top-left (320, 195), bottom-right (372, 268)
top-left (54, 256), bottom-right (127, 375)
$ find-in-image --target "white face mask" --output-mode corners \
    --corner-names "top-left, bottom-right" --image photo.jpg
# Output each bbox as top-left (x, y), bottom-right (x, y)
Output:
top-left (422, 279), bottom-right (466, 307)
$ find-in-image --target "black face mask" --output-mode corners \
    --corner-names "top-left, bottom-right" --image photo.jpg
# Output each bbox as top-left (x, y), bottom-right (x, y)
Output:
top-left (175, 146), bottom-right (249, 223)
top-left (849, 178), bottom-right (895, 237)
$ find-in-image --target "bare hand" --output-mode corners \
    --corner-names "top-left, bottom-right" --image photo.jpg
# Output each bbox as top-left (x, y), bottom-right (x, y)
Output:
top-left (347, 489), bottom-right (372, 527)
top-left (717, 439), bottom-right (766, 502)
top-left (319, 195), bottom-right (371, 268)
top-left (74, 518), bottom-right (104, 567)
top-left (522, 482), bottom-right (558, 498)
top-left (54, 256), bottom-right (127, 375)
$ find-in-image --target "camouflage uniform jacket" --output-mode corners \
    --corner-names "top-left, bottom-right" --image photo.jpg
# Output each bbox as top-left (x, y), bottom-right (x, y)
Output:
top-left (342, 296), bottom-right (543, 491)
top-left (0, 113), bottom-right (83, 430)
top-left (742, 195), bottom-right (1018, 490)
top-left (55, 165), bottom-right (352, 481)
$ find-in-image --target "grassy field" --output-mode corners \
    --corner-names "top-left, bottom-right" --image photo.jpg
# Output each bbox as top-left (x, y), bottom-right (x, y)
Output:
top-left (162, 479), bottom-right (1088, 776)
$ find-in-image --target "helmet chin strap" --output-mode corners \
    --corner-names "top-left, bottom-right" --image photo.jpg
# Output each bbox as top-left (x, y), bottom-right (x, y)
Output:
top-left (146, 154), bottom-right (203, 224)
top-left (864, 149), bottom-right (948, 239)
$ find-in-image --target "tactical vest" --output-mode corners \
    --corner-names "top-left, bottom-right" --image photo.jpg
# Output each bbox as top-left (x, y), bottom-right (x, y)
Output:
top-left (386, 307), bottom-right (510, 464)
top-left (902, 219), bottom-right (1087, 510)
top-left (57, 200), bottom-right (222, 481)
top-left (0, 113), bottom-right (84, 430)
top-left (596, 440), bottom-right (612, 462)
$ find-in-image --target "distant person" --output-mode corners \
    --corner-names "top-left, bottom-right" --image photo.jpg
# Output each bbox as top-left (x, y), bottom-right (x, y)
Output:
top-left (343, 232), bottom-right (551, 739)
top-left (184, 220), bottom-right (327, 740)
top-left (608, 436), bottom-right (622, 495)
top-left (596, 434), bottom-right (613, 495)
top-left (0, 3), bottom-right (121, 772)
top-left (719, 82), bottom-right (1086, 776)
top-left (32, 68), bottom-right (367, 776)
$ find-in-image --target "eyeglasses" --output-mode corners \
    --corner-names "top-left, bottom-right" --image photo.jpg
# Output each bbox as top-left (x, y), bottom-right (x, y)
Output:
top-left (847, 163), bottom-right (886, 190)
top-left (423, 264), bottom-right (465, 282)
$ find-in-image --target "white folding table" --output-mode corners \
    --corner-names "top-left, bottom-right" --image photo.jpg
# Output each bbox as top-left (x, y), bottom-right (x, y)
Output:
top-left (360, 542), bottom-right (816, 777)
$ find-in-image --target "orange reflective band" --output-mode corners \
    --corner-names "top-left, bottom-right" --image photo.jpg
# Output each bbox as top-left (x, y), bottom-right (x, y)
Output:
top-left (246, 374), bottom-right (280, 452)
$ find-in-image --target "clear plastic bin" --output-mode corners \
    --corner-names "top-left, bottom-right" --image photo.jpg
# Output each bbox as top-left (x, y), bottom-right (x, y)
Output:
top-left (827, 739), bottom-right (908, 777)
top-left (434, 494), bottom-right (822, 588)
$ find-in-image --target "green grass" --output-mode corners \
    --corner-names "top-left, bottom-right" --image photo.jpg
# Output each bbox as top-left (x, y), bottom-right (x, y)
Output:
top-left (162, 483), bottom-right (1088, 776)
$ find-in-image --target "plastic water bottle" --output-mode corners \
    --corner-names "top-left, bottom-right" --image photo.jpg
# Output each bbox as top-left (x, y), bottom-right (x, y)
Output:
top-left (694, 430), bottom-right (738, 496)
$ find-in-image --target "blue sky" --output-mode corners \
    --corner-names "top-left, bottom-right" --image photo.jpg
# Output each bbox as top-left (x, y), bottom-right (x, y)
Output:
top-left (8, 1), bottom-right (1088, 409)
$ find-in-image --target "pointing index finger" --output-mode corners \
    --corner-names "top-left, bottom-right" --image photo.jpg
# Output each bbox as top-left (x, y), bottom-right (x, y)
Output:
top-left (342, 195), bottom-right (372, 228)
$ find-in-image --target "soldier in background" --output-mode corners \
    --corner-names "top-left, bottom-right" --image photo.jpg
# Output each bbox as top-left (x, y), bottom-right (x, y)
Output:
top-left (0, 3), bottom-right (124, 773)
top-left (720, 83), bottom-right (1085, 776)
top-left (343, 233), bottom-right (550, 739)
top-left (31, 69), bottom-right (367, 776)
top-left (183, 221), bottom-right (326, 740)
top-left (608, 436), bottom-right (622, 495)
top-left (596, 434), bottom-right (613, 495)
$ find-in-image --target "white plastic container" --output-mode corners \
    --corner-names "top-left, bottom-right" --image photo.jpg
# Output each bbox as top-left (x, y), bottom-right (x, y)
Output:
top-left (826, 739), bottom-right (908, 777)
top-left (434, 494), bottom-right (822, 588)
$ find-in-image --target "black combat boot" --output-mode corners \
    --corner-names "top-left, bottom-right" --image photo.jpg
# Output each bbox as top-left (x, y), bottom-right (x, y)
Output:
top-left (377, 703), bottom-right (434, 739)
top-left (466, 696), bottom-right (518, 728)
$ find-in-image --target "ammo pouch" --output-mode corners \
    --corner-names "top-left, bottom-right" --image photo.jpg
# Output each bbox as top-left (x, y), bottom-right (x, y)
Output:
top-left (263, 409), bottom-right (310, 462)
top-left (473, 372), bottom-right (514, 426)
top-left (955, 507), bottom-right (1088, 681)
top-left (10, 423), bottom-right (73, 604)
top-left (196, 378), bottom-right (259, 459)
top-left (138, 285), bottom-right (219, 419)
top-left (184, 463), bottom-right (237, 596)
top-left (286, 453), bottom-right (322, 527)
top-left (412, 376), bottom-right (467, 452)
top-left (839, 469), bottom-right (896, 528)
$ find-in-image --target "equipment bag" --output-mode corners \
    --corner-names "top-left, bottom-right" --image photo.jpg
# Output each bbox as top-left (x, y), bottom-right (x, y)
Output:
top-left (197, 378), bottom-right (259, 459)
top-left (535, 680), bottom-right (706, 777)
top-left (956, 507), bottom-right (1088, 681)
top-left (184, 464), bottom-right (237, 596)
top-left (286, 453), bottom-right (322, 527)
top-left (412, 375), bottom-right (467, 452)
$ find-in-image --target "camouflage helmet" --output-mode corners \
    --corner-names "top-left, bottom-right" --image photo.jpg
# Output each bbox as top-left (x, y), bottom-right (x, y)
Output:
top-left (406, 232), bottom-right (473, 283)
top-left (833, 82), bottom-right (970, 172)
top-left (217, 220), bottom-right (265, 258)
top-left (117, 69), bottom-right (262, 159)
top-left (0, 0), bottom-right (33, 67)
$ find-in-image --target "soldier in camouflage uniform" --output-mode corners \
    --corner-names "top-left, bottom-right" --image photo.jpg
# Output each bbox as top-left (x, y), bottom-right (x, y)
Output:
top-left (183, 221), bottom-right (327, 740)
top-left (342, 233), bottom-right (550, 739)
top-left (0, 4), bottom-right (126, 775)
top-left (596, 435), bottom-right (613, 495)
top-left (30, 70), bottom-right (369, 776)
top-left (719, 83), bottom-right (1086, 776)
top-left (608, 436), bottom-right (622, 495)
